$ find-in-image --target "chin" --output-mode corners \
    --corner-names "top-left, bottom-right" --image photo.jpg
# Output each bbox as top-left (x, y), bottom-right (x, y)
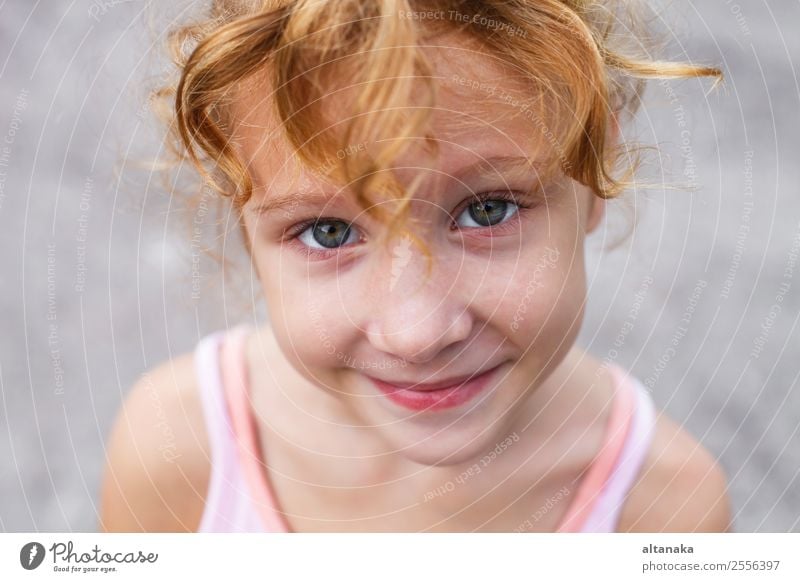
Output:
top-left (383, 416), bottom-right (513, 467)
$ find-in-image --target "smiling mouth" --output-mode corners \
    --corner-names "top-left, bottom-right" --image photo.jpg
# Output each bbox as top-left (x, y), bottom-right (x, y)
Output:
top-left (366, 365), bottom-right (502, 392)
top-left (366, 363), bottom-right (505, 411)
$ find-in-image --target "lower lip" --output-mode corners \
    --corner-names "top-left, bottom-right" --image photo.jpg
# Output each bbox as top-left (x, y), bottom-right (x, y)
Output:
top-left (369, 365), bottom-right (503, 411)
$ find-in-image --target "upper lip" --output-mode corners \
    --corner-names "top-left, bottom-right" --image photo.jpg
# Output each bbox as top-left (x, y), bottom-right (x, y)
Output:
top-left (367, 363), bottom-right (502, 391)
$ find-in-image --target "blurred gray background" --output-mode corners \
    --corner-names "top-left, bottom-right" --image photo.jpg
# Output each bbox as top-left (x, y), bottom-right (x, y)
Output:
top-left (1, 1), bottom-right (798, 532)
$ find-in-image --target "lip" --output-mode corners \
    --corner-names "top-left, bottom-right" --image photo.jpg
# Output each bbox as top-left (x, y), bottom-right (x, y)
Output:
top-left (367, 363), bottom-right (504, 411)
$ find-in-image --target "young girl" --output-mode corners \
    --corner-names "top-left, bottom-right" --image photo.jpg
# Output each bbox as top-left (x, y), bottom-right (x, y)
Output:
top-left (100, 0), bottom-right (731, 532)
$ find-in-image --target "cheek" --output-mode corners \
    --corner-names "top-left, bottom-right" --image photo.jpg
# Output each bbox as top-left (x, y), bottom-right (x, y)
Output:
top-left (484, 244), bottom-right (586, 343)
top-left (283, 289), bottom-right (349, 367)
top-left (252, 248), bottom-right (351, 369)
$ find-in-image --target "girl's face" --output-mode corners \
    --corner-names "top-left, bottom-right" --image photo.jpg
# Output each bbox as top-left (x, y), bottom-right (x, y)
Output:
top-left (234, 44), bottom-right (605, 466)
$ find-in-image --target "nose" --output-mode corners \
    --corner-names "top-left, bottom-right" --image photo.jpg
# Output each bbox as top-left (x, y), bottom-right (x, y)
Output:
top-left (364, 243), bottom-right (474, 364)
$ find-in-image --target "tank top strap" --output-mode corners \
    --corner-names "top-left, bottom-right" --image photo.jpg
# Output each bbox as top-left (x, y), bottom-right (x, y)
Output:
top-left (555, 362), bottom-right (641, 532)
top-left (219, 324), bottom-right (292, 532)
top-left (579, 368), bottom-right (657, 532)
top-left (193, 329), bottom-right (240, 532)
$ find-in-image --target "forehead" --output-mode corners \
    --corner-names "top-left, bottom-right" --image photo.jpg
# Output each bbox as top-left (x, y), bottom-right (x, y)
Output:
top-left (229, 38), bottom-right (559, 201)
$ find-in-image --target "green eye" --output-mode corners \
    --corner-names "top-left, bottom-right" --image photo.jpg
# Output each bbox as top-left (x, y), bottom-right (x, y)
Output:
top-left (469, 199), bottom-right (511, 226)
top-left (457, 197), bottom-right (520, 228)
top-left (299, 219), bottom-right (357, 249)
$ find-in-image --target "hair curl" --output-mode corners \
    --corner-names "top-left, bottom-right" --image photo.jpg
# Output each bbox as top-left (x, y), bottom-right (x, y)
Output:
top-left (152, 0), bottom-right (722, 266)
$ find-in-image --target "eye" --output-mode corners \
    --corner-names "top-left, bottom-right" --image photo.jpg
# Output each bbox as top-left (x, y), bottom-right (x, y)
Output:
top-left (296, 218), bottom-right (360, 251)
top-left (455, 192), bottom-right (523, 229)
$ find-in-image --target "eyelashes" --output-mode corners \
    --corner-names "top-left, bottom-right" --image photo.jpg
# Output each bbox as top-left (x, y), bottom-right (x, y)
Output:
top-left (452, 190), bottom-right (532, 229)
top-left (283, 189), bottom-right (539, 261)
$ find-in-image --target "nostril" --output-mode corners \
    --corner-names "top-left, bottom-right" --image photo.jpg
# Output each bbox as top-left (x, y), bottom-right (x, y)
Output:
top-left (364, 307), bottom-right (474, 365)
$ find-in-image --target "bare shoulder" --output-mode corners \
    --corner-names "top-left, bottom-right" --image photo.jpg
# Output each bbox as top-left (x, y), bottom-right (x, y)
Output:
top-left (616, 411), bottom-right (733, 532)
top-left (98, 352), bottom-right (210, 532)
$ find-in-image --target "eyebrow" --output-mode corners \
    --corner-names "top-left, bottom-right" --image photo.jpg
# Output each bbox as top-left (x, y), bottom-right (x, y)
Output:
top-left (250, 190), bottom-right (340, 217)
top-left (248, 155), bottom-right (549, 217)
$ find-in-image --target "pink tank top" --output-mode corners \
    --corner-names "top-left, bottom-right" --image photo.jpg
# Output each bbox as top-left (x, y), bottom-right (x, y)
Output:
top-left (194, 324), bottom-right (657, 533)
